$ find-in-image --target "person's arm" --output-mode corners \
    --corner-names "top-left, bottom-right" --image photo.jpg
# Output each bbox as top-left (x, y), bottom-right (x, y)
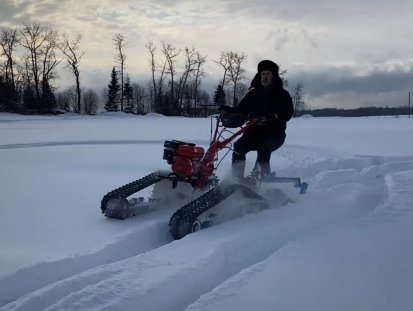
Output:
top-left (219, 89), bottom-right (254, 114)
top-left (274, 89), bottom-right (294, 122)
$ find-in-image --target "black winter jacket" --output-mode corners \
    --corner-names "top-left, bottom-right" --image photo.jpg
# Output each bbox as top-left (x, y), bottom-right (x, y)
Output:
top-left (226, 83), bottom-right (294, 138)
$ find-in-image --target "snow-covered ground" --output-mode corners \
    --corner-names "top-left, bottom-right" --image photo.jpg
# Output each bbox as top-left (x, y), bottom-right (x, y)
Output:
top-left (0, 111), bottom-right (413, 311)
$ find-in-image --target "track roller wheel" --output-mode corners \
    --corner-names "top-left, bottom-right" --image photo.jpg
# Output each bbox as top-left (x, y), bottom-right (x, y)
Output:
top-left (169, 216), bottom-right (203, 240)
top-left (191, 219), bottom-right (202, 233)
top-left (104, 197), bottom-right (130, 220)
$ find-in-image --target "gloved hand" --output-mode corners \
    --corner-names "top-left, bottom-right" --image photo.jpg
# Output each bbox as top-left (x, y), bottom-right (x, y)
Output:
top-left (258, 114), bottom-right (278, 126)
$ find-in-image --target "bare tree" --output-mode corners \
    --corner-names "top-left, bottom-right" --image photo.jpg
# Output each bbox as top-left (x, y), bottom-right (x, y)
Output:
top-left (145, 40), bottom-right (157, 109)
top-left (12, 61), bottom-right (25, 102)
top-left (199, 89), bottom-right (211, 117)
top-left (21, 53), bottom-right (31, 85)
top-left (131, 82), bottom-right (146, 114)
top-left (177, 46), bottom-right (198, 109)
top-left (161, 41), bottom-right (181, 108)
top-left (279, 66), bottom-right (288, 87)
top-left (123, 73), bottom-right (134, 113)
top-left (41, 28), bottom-right (61, 86)
top-left (156, 59), bottom-right (167, 112)
top-left (19, 53), bottom-right (36, 109)
top-left (291, 82), bottom-right (306, 116)
top-left (0, 27), bottom-right (20, 91)
top-left (213, 51), bottom-right (247, 105)
top-left (19, 22), bottom-right (47, 109)
top-left (213, 51), bottom-right (233, 104)
top-left (226, 51), bottom-right (247, 105)
top-left (19, 22), bottom-right (61, 112)
top-left (99, 86), bottom-right (108, 111)
top-left (58, 33), bottom-right (85, 114)
top-left (145, 40), bottom-right (167, 113)
top-left (144, 80), bottom-right (155, 112)
top-left (82, 88), bottom-right (99, 115)
top-left (112, 33), bottom-right (127, 111)
top-left (235, 82), bottom-right (248, 103)
top-left (192, 51), bottom-right (207, 117)
top-left (55, 86), bottom-right (77, 111)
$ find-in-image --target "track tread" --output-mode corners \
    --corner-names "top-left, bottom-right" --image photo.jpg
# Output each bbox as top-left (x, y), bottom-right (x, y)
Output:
top-left (100, 172), bottom-right (167, 219)
top-left (168, 183), bottom-right (268, 239)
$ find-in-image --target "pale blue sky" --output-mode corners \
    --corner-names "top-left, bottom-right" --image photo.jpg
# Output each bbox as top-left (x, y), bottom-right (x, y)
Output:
top-left (1, 0), bottom-right (413, 108)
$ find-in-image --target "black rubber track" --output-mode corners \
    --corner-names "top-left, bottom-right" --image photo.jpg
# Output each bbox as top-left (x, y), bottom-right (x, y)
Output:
top-left (100, 172), bottom-right (269, 239)
top-left (100, 172), bottom-right (167, 219)
top-left (168, 183), bottom-right (268, 240)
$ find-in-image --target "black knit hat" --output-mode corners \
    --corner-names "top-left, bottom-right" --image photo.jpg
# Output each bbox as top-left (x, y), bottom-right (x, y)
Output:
top-left (249, 59), bottom-right (283, 89)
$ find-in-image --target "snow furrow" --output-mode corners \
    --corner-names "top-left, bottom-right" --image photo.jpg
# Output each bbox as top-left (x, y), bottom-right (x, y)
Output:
top-left (276, 147), bottom-right (413, 181)
top-left (183, 169), bottom-right (413, 311)
top-left (0, 162), bottom-right (393, 311)
top-left (0, 218), bottom-right (172, 307)
top-left (0, 175), bottom-right (202, 307)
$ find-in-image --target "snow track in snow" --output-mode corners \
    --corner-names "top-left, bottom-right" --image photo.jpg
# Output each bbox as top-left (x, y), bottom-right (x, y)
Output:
top-left (0, 217), bottom-right (173, 307)
top-left (183, 169), bottom-right (413, 311)
top-left (0, 178), bottom-right (202, 308)
top-left (2, 156), bottom-right (411, 311)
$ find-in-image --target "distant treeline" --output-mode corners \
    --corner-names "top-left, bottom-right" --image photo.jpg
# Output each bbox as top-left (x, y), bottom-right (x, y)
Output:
top-left (1, 22), bottom-right (411, 118)
top-left (296, 106), bottom-right (413, 117)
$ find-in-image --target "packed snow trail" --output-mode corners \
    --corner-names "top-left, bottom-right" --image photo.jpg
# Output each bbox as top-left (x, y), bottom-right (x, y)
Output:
top-left (0, 178), bottom-right (201, 307)
top-left (1, 159), bottom-right (406, 311)
top-left (0, 219), bottom-right (172, 307)
top-left (184, 169), bottom-right (413, 311)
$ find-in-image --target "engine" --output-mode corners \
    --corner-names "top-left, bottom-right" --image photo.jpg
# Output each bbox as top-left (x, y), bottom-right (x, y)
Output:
top-left (163, 140), bottom-right (205, 178)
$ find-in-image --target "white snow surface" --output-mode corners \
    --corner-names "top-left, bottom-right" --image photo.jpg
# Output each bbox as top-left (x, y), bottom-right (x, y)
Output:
top-left (0, 112), bottom-right (413, 311)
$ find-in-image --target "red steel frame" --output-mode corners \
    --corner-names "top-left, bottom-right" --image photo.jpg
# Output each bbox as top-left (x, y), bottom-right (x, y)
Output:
top-left (195, 115), bottom-right (264, 189)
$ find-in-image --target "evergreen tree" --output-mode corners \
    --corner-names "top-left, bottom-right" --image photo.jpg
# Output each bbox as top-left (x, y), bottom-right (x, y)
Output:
top-left (213, 84), bottom-right (226, 108)
top-left (155, 87), bottom-right (164, 114)
top-left (41, 79), bottom-right (56, 112)
top-left (23, 84), bottom-right (37, 111)
top-left (105, 67), bottom-right (121, 111)
top-left (123, 74), bottom-right (133, 113)
top-left (0, 75), bottom-right (19, 112)
top-left (0, 76), bottom-right (5, 111)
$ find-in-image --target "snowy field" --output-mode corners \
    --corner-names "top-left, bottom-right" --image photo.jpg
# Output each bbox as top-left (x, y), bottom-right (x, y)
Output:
top-left (0, 111), bottom-right (413, 311)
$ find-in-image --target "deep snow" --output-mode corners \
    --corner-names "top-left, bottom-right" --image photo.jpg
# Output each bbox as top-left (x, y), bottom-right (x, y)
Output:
top-left (0, 112), bottom-right (413, 311)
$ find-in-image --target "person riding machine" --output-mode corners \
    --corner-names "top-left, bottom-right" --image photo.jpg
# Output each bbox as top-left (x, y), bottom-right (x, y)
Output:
top-left (218, 59), bottom-right (294, 186)
top-left (99, 59), bottom-right (307, 240)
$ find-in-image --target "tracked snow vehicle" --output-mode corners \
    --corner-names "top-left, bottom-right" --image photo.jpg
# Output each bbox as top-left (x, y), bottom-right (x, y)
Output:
top-left (100, 112), bottom-right (308, 240)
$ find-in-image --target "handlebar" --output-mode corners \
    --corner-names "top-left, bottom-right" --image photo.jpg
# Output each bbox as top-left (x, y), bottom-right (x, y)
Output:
top-left (219, 110), bottom-right (270, 121)
top-left (217, 111), bottom-right (277, 129)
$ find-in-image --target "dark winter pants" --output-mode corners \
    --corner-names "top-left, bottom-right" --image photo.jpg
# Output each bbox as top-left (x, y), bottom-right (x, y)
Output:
top-left (231, 129), bottom-right (285, 179)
